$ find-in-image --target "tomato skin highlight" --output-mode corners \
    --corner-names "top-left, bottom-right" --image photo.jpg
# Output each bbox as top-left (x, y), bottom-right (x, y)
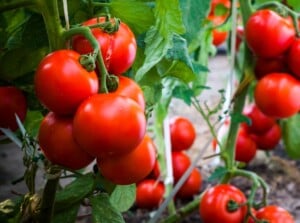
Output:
top-left (254, 73), bottom-right (300, 118)
top-left (38, 112), bottom-right (95, 170)
top-left (245, 9), bottom-right (295, 58)
top-left (0, 86), bottom-right (27, 133)
top-left (97, 135), bottom-right (156, 185)
top-left (176, 168), bottom-right (202, 199)
top-left (72, 17), bottom-right (137, 75)
top-left (199, 184), bottom-right (247, 223)
top-left (255, 205), bottom-right (295, 223)
top-left (73, 93), bottom-right (146, 158)
top-left (34, 50), bottom-right (99, 115)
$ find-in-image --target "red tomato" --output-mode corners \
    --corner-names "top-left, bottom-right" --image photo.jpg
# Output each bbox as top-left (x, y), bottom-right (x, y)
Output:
top-left (34, 50), bottom-right (99, 115)
top-left (245, 9), bottom-right (295, 58)
top-left (176, 168), bottom-right (202, 199)
top-left (147, 159), bottom-right (161, 180)
top-left (172, 151), bottom-right (191, 182)
top-left (97, 134), bottom-right (156, 185)
top-left (288, 38), bottom-right (300, 79)
top-left (254, 73), bottom-right (300, 118)
top-left (112, 76), bottom-right (145, 111)
top-left (0, 87), bottom-right (27, 133)
top-left (136, 179), bottom-right (165, 209)
top-left (254, 56), bottom-right (288, 80)
top-left (208, 15), bottom-right (228, 47)
top-left (251, 123), bottom-right (281, 151)
top-left (200, 184), bottom-right (247, 223)
top-left (170, 116), bottom-right (196, 151)
top-left (235, 127), bottom-right (257, 163)
top-left (255, 205), bottom-right (295, 223)
top-left (235, 26), bottom-right (244, 51)
top-left (72, 17), bottom-right (137, 75)
top-left (243, 103), bottom-right (276, 134)
top-left (209, 0), bottom-right (231, 16)
top-left (38, 112), bottom-right (95, 170)
top-left (73, 93), bottom-right (146, 158)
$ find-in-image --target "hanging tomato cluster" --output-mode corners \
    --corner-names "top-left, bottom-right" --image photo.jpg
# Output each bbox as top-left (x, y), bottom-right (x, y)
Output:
top-left (35, 17), bottom-right (156, 185)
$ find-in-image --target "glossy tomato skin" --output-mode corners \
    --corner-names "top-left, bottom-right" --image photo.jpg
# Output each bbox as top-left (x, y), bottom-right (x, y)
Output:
top-left (245, 9), bottom-right (295, 58)
top-left (38, 112), bottom-right (95, 170)
top-left (170, 116), bottom-right (196, 151)
top-left (97, 135), bottom-right (156, 185)
top-left (254, 73), bottom-right (300, 118)
top-left (255, 205), bottom-right (295, 223)
top-left (34, 50), bottom-right (99, 115)
top-left (243, 103), bottom-right (276, 134)
top-left (72, 17), bottom-right (137, 75)
top-left (136, 179), bottom-right (165, 209)
top-left (199, 184), bottom-right (247, 223)
top-left (235, 127), bottom-right (257, 163)
top-left (176, 168), bottom-right (202, 199)
top-left (73, 93), bottom-right (146, 158)
top-left (288, 38), bottom-right (300, 78)
top-left (172, 151), bottom-right (191, 182)
top-left (0, 87), bottom-right (27, 132)
top-left (112, 76), bottom-right (145, 111)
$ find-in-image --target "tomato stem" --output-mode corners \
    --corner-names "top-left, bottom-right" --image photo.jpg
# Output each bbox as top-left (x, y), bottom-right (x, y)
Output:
top-left (0, 0), bottom-right (35, 12)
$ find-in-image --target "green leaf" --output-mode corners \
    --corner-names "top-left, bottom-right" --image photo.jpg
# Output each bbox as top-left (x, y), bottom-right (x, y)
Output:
top-left (109, 184), bottom-right (136, 212)
top-left (23, 110), bottom-right (44, 138)
top-left (207, 166), bottom-right (228, 182)
top-left (172, 84), bottom-right (194, 106)
top-left (52, 203), bottom-right (80, 223)
top-left (90, 193), bottom-right (125, 223)
top-left (110, 0), bottom-right (155, 35)
top-left (281, 114), bottom-right (300, 159)
top-left (287, 0), bottom-right (300, 11)
top-left (54, 173), bottom-right (95, 212)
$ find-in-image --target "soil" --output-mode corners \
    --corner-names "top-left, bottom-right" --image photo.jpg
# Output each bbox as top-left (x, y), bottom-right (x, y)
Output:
top-left (1, 54), bottom-right (300, 222)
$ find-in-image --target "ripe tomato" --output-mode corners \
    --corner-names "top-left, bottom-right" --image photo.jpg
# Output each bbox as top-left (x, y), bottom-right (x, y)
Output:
top-left (38, 112), bottom-right (95, 170)
top-left (147, 159), bottom-right (161, 180)
top-left (243, 103), bottom-right (276, 134)
top-left (235, 26), bottom-right (244, 51)
top-left (235, 127), bottom-right (257, 163)
top-left (176, 168), bottom-right (202, 199)
top-left (251, 123), bottom-right (281, 151)
top-left (254, 56), bottom-right (288, 80)
top-left (136, 179), bottom-right (165, 209)
top-left (170, 116), bottom-right (196, 151)
top-left (0, 87), bottom-right (27, 133)
top-left (72, 17), bottom-right (137, 75)
top-left (245, 9), bottom-right (295, 58)
top-left (73, 93), bottom-right (146, 158)
top-left (172, 151), bottom-right (191, 182)
top-left (97, 134), bottom-right (156, 185)
top-left (209, 0), bottom-right (231, 16)
top-left (255, 205), bottom-right (295, 223)
top-left (199, 184), bottom-right (247, 223)
top-left (112, 76), bottom-right (145, 111)
top-left (208, 15), bottom-right (228, 47)
top-left (254, 73), bottom-right (300, 118)
top-left (34, 50), bottom-right (99, 115)
top-left (288, 38), bottom-right (300, 78)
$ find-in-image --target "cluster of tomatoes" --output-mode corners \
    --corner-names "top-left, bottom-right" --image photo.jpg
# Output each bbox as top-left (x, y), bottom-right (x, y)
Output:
top-left (199, 184), bottom-right (295, 223)
top-left (34, 17), bottom-right (158, 185)
top-left (135, 116), bottom-right (202, 209)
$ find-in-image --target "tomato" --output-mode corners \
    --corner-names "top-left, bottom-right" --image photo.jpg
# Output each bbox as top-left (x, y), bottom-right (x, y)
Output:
top-left (243, 103), bottom-right (276, 134)
top-left (199, 184), bottom-right (247, 223)
top-left (235, 127), bottom-right (257, 163)
top-left (136, 179), bottom-right (165, 209)
top-left (170, 116), bottom-right (196, 151)
top-left (38, 112), bottom-right (95, 170)
top-left (254, 56), bottom-right (288, 80)
top-left (72, 17), bottom-right (137, 75)
top-left (208, 15), bottom-right (228, 47)
top-left (73, 93), bottom-right (146, 158)
top-left (245, 9), bottom-right (295, 58)
top-left (34, 50), bottom-right (99, 115)
top-left (251, 123), bottom-right (281, 151)
top-left (176, 168), bottom-right (202, 199)
top-left (97, 134), bottom-right (156, 185)
top-left (255, 205), bottom-right (295, 223)
top-left (172, 151), bottom-right (191, 182)
top-left (254, 73), bottom-right (300, 118)
top-left (112, 76), bottom-right (145, 111)
top-left (0, 87), bottom-right (27, 133)
top-left (288, 38), bottom-right (300, 79)
top-left (235, 26), bottom-right (244, 51)
top-left (209, 0), bottom-right (231, 16)
top-left (147, 159), bottom-right (161, 180)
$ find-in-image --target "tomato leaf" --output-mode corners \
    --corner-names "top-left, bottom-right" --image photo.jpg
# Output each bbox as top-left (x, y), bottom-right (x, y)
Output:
top-left (90, 193), bottom-right (125, 223)
top-left (281, 114), bottom-right (300, 159)
top-left (52, 203), bottom-right (80, 223)
top-left (54, 173), bottom-right (95, 212)
top-left (109, 184), bottom-right (136, 212)
top-left (207, 166), bottom-right (228, 182)
top-left (287, 0), bottom-right (300, 11)
top-left (23, 110), bottom-right (44, 138)
top-left (172, 83), bottom-right (194, 106)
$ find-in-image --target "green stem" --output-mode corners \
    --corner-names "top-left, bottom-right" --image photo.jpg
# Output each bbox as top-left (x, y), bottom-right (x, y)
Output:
top-left (0, 0), bottom-right (35, 12)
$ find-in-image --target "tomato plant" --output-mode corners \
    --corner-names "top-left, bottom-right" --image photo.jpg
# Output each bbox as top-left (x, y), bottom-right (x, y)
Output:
top-left (171, 151), bottom-right (191, 182)
top-left (254, 56), bottom-right (288, 80)
top-left (288, 38), bottom-right (300, 78)
top-left (235, 127), bottom-right (257, 163)
top-left (254, 205), bottom-right (295, 223)
top-left (0, 86), bottom-right (27, 133)
top-left (207, 15), bottom-right (228, 47)
top-left (176, 168), bottom-right (202, 199)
